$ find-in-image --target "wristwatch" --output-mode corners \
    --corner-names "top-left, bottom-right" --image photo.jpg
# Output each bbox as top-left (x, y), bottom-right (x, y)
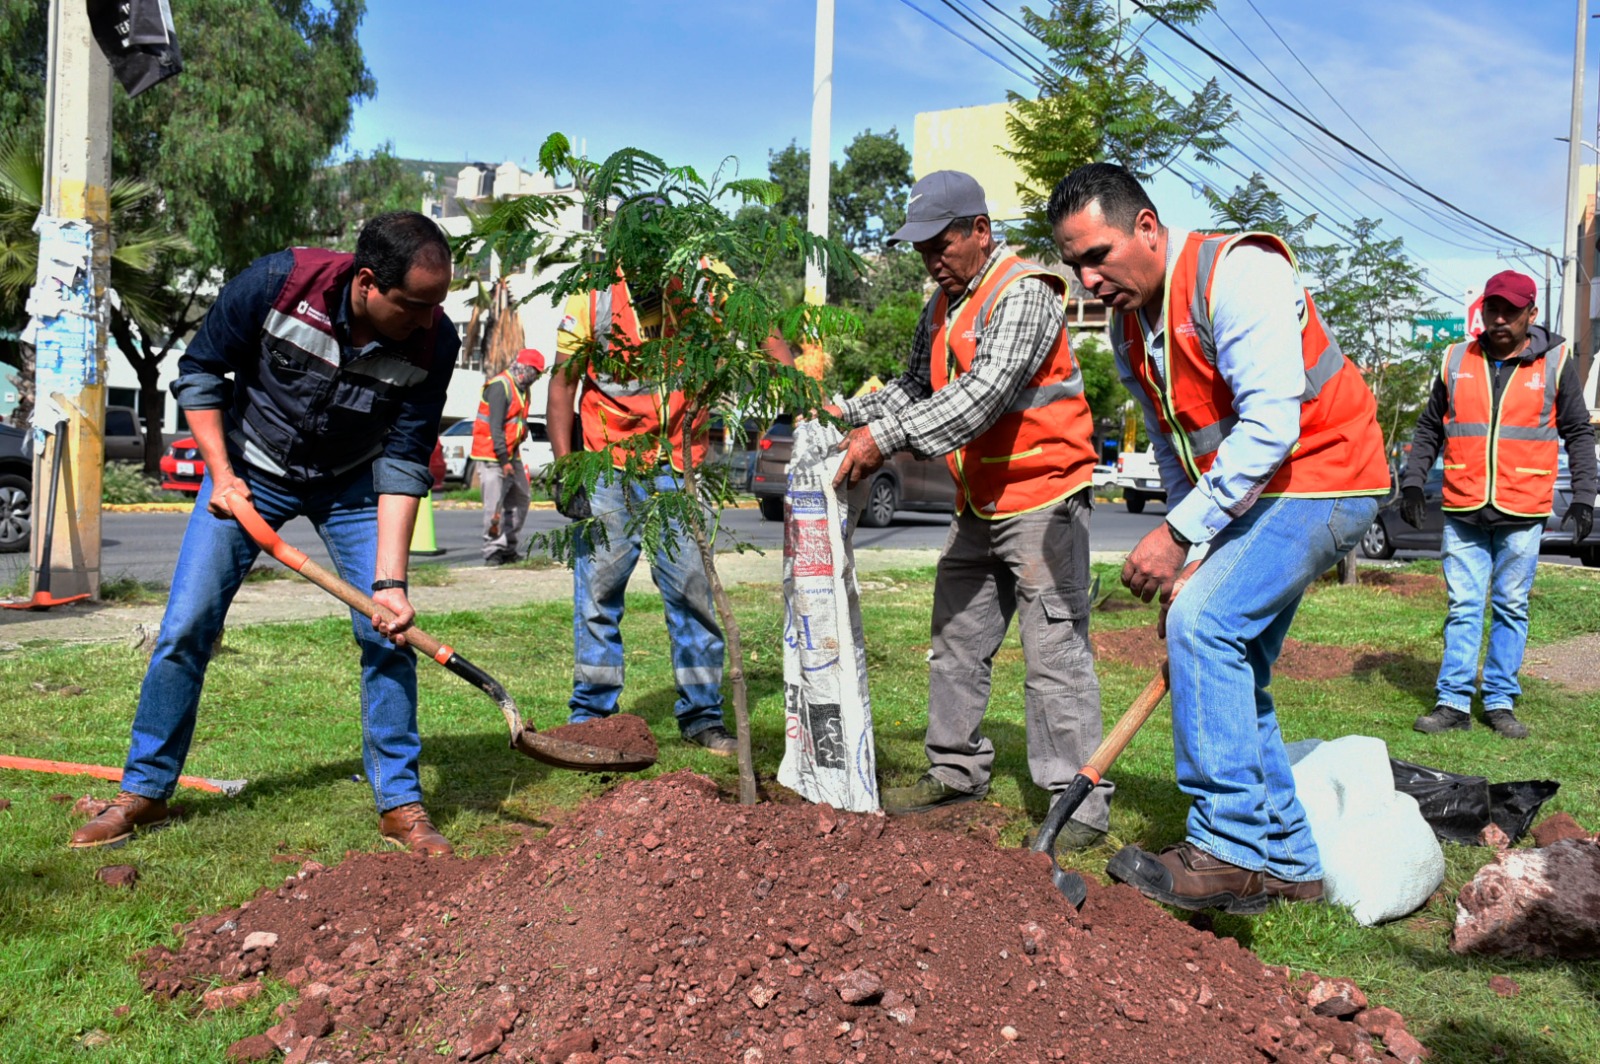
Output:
top-left (371, 579), bottom-right (408, 593)
top-left (1165, 522), bottom-right (1192, 549)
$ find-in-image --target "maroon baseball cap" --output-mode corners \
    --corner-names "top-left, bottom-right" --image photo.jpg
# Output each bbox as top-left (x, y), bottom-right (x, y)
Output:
top-left (1482, 270), bottom-right (1537, 309)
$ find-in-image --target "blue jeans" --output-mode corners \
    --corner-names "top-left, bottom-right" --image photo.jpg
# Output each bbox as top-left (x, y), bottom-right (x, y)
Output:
top-left (121, 470), bottom-right (423, 813)
top-left (569, 471), bottom-right (725, 737)
top-left (1165, 494), bottom-right (1379, 881)
top-left (1437, 517), bottom-right (1542, 713)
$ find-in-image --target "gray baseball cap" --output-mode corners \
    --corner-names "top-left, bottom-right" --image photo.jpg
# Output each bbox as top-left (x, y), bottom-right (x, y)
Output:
top-left (887, 170), bottom-right (990, 245)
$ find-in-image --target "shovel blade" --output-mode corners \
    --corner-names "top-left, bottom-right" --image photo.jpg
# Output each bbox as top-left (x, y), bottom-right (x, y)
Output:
top-left (1051, 865), bottom-right (1088, 909)
top-left (512, 729), bottom-right (657, 773)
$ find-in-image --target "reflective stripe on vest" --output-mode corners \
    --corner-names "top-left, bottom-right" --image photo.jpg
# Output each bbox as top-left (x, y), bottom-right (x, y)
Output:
top-left (929, 253), bottom-right (1098, 519)
top-left (1439, 340), bottom-right (1566, 516)
top-left (1115, 231), bottom-right (1389, 501)
top-left (470, 370), bottom-right (528, 461)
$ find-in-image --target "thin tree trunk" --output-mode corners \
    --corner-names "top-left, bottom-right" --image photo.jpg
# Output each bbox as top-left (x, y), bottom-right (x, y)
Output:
top-left (679, 402), bottom-right (757, 805)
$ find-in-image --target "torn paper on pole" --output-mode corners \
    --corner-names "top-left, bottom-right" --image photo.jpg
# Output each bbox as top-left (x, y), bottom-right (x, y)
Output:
top-left (778, 419), bottom-right (879, 813)
top-left (22, 217), bottom-right (104, 433)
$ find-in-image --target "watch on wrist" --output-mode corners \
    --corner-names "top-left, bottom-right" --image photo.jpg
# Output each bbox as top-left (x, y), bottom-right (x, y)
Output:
top-left (1165, 522), bottom-right (1192, 549)
top-left (371, 579), bottom-right (408, 593)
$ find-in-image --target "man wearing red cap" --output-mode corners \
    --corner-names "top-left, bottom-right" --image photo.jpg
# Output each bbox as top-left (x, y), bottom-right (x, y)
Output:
top-left (1401, 271), bottom-right (1596, 738)
top-left (470, 348), bottom-right (546, 565)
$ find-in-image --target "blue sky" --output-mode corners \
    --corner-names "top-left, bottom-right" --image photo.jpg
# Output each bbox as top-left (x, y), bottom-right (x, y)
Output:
top-left (349, 0), bottom-right (1598, 317)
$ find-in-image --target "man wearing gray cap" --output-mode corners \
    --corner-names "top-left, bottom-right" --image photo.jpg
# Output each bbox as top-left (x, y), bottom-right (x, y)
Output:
top-left (827, 170), bottom-right (1111, 851)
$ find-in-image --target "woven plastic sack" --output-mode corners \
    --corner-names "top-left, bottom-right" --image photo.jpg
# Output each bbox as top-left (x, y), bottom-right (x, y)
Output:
top-left (1286, 736), bottom-right (1444, 926)
top-left (777, 420), bottom-right (880, 813)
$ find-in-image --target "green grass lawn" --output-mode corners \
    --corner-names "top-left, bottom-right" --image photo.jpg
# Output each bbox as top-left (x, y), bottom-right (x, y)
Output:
top-left (1, 560), bottom-right (1597, 1062)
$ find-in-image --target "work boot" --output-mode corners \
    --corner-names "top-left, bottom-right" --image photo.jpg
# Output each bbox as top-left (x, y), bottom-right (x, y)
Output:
top-left (1413, 705), bottom-right (1471, 733)
top-left (684, 725), bottom-right (738, 757)
top-left (881, 773), bottom-right (984, 816)
top-left (1108, 841), bottom-right (1290, 915)
top-left (1484, 709), bottom-right (1529, 740)
top-left (68, 791), bottom-right (170, 849)
top-left (379, 803), bottom-right (453, 856)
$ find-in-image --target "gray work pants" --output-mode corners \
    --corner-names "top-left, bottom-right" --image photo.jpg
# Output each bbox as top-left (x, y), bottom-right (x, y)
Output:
top-left (923, 490), bottom-right (1112, 830)
top-left (479, 458), bottom-right (530, 560)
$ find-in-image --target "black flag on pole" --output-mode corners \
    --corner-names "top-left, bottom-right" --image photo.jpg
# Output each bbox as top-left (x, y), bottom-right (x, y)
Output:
top-left (87, 0), bottom-right (183, 98)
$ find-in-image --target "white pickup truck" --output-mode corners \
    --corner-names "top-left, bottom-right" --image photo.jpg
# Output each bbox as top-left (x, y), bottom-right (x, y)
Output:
top-left (1114, 446), bottom-right (1167, 513)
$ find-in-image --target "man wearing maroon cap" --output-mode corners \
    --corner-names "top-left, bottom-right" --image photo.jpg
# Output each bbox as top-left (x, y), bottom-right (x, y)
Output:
top-left (470, 348), bottom-right (546, 565)
top-left (1400, 270), bottom-right (1596, 738)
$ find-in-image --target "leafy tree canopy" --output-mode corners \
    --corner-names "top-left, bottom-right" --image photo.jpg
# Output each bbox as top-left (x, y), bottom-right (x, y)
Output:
top-left (1005, 0), bottom-right (1232, 256)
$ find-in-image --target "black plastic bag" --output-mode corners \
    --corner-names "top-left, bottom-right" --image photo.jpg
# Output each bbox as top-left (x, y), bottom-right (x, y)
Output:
top-left (1390, 759), bottom-right (1558, 845)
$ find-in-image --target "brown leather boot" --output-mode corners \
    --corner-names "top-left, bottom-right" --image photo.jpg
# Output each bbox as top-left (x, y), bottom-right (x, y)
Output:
top-left (1108, 841), bottom-right (1273, 914)
top-left (379, 803), bottom-right (453, 856)
top-left (68, 791), bottom-right (170, 849)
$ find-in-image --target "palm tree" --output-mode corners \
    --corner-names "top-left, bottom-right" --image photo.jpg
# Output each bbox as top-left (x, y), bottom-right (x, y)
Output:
top-left (0, 134), bottom-right (189, 459)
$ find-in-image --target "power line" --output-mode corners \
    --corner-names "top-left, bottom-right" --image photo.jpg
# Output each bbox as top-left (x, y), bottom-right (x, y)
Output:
top-left (935, 0), bottom-right (1050, 81)
top-left (1241, 0), bottom-right (1418, 184)
top-left (1129, 0), bottom-right (1548, 259)
top-left (889, 0), bottom-right (1036, 84)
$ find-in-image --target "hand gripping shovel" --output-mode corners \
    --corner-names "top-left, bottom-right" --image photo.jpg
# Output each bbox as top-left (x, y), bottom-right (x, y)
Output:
top-left (1031, 662), bottom-right (1170, 908)
top-left (229, 496), bottom-right (654, 773)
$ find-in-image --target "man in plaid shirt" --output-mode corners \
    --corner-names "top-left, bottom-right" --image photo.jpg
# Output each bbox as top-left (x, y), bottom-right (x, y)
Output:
top-left (828, 171), bottom-right (1111, 851)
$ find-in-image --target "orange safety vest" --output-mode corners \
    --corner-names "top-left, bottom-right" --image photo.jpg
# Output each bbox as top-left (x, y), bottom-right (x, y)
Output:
top-left (578, 270), bottom-right (710, 471)
top-left (469, 370), bottom-right (528, 461)
top-left (1439, 339), bottom-right (1566, 517)
top-left (928, 253), bottom-right (1098, 519)
top-left (1117, 231), bottom-right (1389, 498)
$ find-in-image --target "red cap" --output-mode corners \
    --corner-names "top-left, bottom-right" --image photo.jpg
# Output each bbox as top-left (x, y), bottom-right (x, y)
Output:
top-left (514, 348), bottom-right (546, 372)
top-left (1482, 270), bottom-right (1537, 309)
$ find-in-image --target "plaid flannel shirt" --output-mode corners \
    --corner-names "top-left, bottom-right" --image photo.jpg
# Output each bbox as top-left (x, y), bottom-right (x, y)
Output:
top-left (841, 244), bottom-right (1065, 459)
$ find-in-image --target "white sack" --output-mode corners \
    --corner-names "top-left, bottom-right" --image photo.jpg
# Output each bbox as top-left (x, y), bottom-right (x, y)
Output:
top-left (1286, 735), bottom-right (1444, 926)
top-left (777, 420), bottom-right (880, 813)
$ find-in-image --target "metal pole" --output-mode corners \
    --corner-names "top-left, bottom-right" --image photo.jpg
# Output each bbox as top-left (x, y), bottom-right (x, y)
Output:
top-left (31, 0), bottom-right (112, 600)
top-left (804, 0), bottom-right (835, 308)
top-left (1560, 0), bottom-right (1586, 351)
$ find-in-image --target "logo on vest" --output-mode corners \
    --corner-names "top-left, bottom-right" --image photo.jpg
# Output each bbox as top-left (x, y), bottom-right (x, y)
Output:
top-left (1452, 371), bottom-right (1474, 381)
top-left (1176, 322), bottom-right (1198, 337)
top-left (1525, 373), bottom-right (1544, 390)
top-left (296, 300), bottom-right (331, 327)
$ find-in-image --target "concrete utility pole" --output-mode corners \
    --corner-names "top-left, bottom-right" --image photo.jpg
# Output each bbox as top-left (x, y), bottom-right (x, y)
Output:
top-left (804, 0), bottom-right (835, 309)
top-left (1560, 0), bottom-right (1586, 369)
top-left (32, 0), bottom-right (113, 600)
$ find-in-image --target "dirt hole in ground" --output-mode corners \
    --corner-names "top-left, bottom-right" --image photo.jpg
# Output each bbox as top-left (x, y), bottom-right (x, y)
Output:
top-left (1092, 626), bottom-right (1404, 682)
top-left (141, 772), bottom-right (1403, 1063)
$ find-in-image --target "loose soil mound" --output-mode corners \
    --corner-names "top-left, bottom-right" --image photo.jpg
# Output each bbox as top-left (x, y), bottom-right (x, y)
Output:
top-left (1092, 626), bottom-right (1402, 682)
top-left (1310, 570), bottom-right (1444, 599)
top-left (141, 773), bottom-right (1403, 1063)
top-left (539, 714), bottom-right (660, 764)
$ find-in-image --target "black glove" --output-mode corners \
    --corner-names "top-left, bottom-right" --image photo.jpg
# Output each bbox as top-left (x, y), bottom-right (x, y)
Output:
top-left (554, 478), bottom-right (591, 521)
top-left (1563, 501), bottom-right (1593, 545)
top-left (1400, 486), bottom-right (1426, 529)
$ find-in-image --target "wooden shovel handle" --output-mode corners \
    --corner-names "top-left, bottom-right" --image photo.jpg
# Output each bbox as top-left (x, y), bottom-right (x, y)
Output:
top-left (1083, 662), bottom-right (1169, 781)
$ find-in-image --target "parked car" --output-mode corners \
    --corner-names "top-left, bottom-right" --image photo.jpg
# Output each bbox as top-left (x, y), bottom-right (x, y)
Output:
top-left (750, 415), bottom-right (957, 527)
top-left (1114, 445), bottom-right (1166, 513)
top-left (161, 436), bottom-right (447, 494)
top-left (105, 405), bottom-right (166, 463)
top-left (0, 421), bottom-right (31, 553)
top-left (1360, 445), bottom-right (1600, 567)
top-left (443, 417), bottom-right (555, 487)
top-left (438, 419), bottom-right (474, 482)
top-left (159, 435), bottom-right (204, 493)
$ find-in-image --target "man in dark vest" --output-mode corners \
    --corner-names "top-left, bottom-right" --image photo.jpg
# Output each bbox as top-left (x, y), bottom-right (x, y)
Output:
top-left (71, 212), bottom-right (460, 855)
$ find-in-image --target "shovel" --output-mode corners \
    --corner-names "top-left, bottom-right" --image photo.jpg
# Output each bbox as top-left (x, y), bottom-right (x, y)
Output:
top-left (229, 495), bottom-right (654, 773)
top-left (1030, 661), bottom-right (1169, 907)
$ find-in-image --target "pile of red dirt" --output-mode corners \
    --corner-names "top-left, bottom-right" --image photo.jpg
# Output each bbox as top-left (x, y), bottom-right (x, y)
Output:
top-left (1091, 627), bottom-right (1403, 682)
top-left (140, 773), bottom-right (1419, 1063)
